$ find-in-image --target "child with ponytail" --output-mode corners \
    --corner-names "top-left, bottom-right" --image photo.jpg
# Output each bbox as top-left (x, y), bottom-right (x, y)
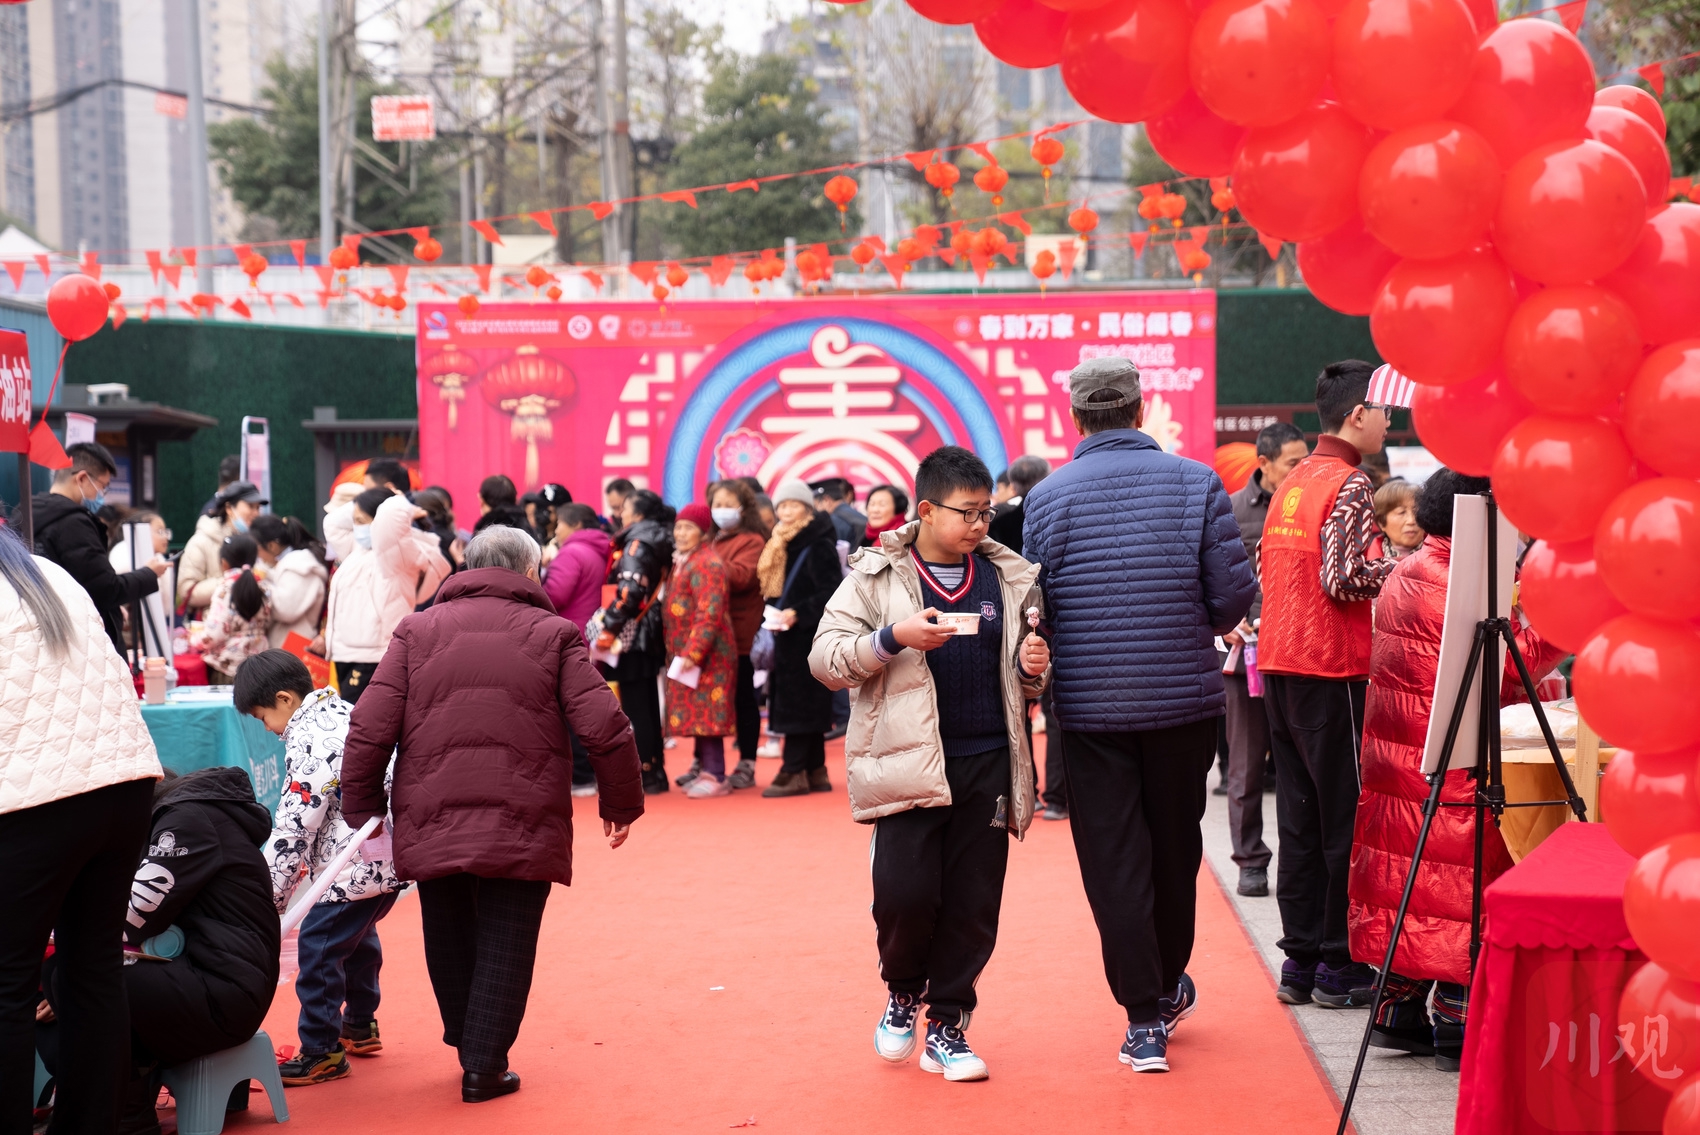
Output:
top-left (193, 534), bottom-right (276, 682)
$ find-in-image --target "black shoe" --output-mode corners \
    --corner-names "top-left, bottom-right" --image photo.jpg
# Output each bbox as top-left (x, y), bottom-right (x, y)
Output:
top-left (1212, 782), bottom-right (1228, 796)
top-left (728, 759), bottom-right (757, 790)
top-left (1277, 959), bottom-right (1316, 1005)
top-left (1370, 1021), bottom-right (1436, 1056)
top-left (340, 1017), bottom-right (383, 1056)
top-left (824, 723), bottom-right (848, 742)
top-left (1236, 866), bottom-right (1269, 897)
top-left (808, 767), bottom-right (832, 792)
top-left (641, 771), bottom-right (669, 794)
top-left (278, 1049), bottom-right (351, 1085)
top-left (117, 1069), bottom-right (163, 1135)
top-left (1313, 962), bottom-right (1377, 1008)
top-left (1041, 804), bottom-right (1068, 821)
top-left (1434, 1022), bottom-right (1464, 1071)
top-left (227, 1080), bottom-right (252, 1111)
top-left (1160, 974), bottom-right (1197, 1034)
top-left (462, 1070), bottom-right (520, 1103)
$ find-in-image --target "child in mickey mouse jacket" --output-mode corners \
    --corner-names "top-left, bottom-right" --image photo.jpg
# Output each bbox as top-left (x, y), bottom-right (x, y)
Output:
top-left (236, 650), bottom-right (404, 1087)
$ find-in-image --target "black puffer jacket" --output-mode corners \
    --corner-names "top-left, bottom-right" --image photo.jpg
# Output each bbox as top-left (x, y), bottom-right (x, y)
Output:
top-left (126, 767), bottom-right (280, 1042)
top-left (603, 518), bottom-right (673, 659)
top-left (768, 510), bottom-right (843, 735)
top-left (13, 492), bottom-right (158, 653)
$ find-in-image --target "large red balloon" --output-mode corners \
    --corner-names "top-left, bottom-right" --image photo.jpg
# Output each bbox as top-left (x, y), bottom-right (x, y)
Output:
top-left (1460, 0), bottom-right (1495, 34)
top-left (1145, 88), bottom-right (1248, 177)
top-left (1358, 121), bottom-right (1501, 259)
top-left (1446, 19), bottom-right (1595, 166)
top-left (45, 273), bottom-right (110, 342)
top-left (1623, 341), bottom-right (1700, 477)
top-left (1602, 749), bottom-right (1700, 858)
top-left (1668, 1078), bottom-right (1700, 1135)
top-left (1595, 478), bottom-right (1700, 621)
top-left (1502, 285), bottom-right (1642, 416)
top-left (1370, 248), bottom-right (1515, 385)
top-left (907, 0), bottom-right (1006, 20)
top-left (1491, 414), bottom-right (1633, 542)
top-left (1518, 538), bottom-right (1628, 653)
top-left (1574, 615), bottom-right (1700, 754)
top-left (1295, 216), bottom-right (1400, 314)
top-left (974, 0), bottom-right (1070, 66)
top-left (1331, 0), bottom-right (1478, 130)
top-left (1598, 204), bottom-right (1700, 346)
top-left (1039, 0), bottom-right (1117, 8)
top-left (1189, 0), bottom-right (1329, 127)
top-left (1625, 834), bottom-right (1700, 983)
top-left (1495, 140), bottom-right (1646, 286)
top-left (1233, 103), bottom-right (1376, 242)
top-left (1411, 368), bottom-right (1532, 475)
top-left (1586, 105), bottom-right (1672, 203)
top-left (1594, 84), bottom-right (1667, 138)
top-left (1617, 963), bottom-right (1700, 1087)
top-left (1059, 0), bottom-right (1193, 123)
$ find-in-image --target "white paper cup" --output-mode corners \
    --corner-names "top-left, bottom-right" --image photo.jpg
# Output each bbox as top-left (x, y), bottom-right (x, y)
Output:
top-left (936, 612), bottom-right (981, 635)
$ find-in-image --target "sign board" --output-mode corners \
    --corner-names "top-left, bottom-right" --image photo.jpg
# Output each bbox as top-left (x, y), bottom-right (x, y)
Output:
top-left (154, 90), bottom-right (188, 119)
top-left (240, 417), bottom-right (272, 512)
top-left (371, 95), bottom-right (435, 142)
top-left (63, 412), bottom-right (96, 447)
top-left (0, 327), bottom-right (32, 454)
top-left (415, 292), bottom-right (1217, 510)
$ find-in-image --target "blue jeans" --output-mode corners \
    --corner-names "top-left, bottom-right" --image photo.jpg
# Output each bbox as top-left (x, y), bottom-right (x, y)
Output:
top-left (295, 892), bottom-right (398, 1055)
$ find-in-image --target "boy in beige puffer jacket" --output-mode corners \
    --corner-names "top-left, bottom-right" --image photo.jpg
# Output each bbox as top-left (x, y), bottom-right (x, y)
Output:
top-left (810, 446), bottom-right (1050, 1084)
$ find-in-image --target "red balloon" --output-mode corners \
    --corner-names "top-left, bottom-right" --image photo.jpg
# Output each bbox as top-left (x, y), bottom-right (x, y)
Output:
top-left (1038, 0), bottom-right (1116, 8)
top-left (1295, 216), bottom-right (1400, 314)
top-left (1595, 84), bottom-right (1667, 138)
top-left (974, 0), bottom-right (1070, 66)
top-left (1586, 106), bottom-right (1672, 203)
top-left (1669, 1078), bottom-right (1700, 1135)
top-left (1595, 478), bottom-right (1700, 621)
top-left (906, 0), bottom-right (1005, 21)
top-left (1623, 341), bottom-right (1700, 477)
top-left (1232, 103), bottom-right (1376, 242)
top-left (1599, 205), bottom-right (1700, 347)
top-left (1617, 962), bottom-right (1700, 1087)
top-left (1446, 19), bottom-right (1595, 166)
top-left (1370, 248), bottom-right (1515, 385)
top-left (1625, 834), bottom-right (1700, 982)
top-left (1412, 368), bottom-right (1532, 476)
top-left (1059, 0), bottom-right (1193, 123)
top-left (1502, 285), bottom-right (1642, 415)
top-left (1331, 0), bottom-right (1478, 130)
top-left (1358, 121), bottom-right (1501, 259)
top-left (1460, 0), bottom-right (1495, 34)
top-left (1491, 414), bottom-right (1633, 542)
top-left (1519, 538), bottom-right (1628, 653)
top-left (1145, 88), bottom-right (1248, 177)
top-left (45, 273), bottom-right (110, 342)
top-left (1602, 749), bottom-right (1700, 859)
top-left (1495, 140), bottom-right (1646, 286)
top-left (1189, 0), bottom-right (1329, 127)
top-left (1574, 615), bottom-right (1700, 755)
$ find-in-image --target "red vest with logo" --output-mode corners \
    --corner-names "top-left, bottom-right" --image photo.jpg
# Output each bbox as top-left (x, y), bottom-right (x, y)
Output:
top-left (1257, 454), bottom-right (1374, 680)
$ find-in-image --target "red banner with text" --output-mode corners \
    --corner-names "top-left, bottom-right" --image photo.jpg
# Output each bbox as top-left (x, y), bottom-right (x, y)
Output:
top-left (0, 329), bottom-right (33, 454)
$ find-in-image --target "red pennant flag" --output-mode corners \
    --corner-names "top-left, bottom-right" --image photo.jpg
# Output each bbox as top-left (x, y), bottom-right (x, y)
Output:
top-left (29, 421), bottom-right (71, 469)
top-left (630, 261), bottom-right (658, 286)
top-left (179, 248), bottom-right (197, 268)
top-left (1138, 183), bottom-right (1166, 200)
top-left (963, 142), bottom-right (994, 164)
top-left (145, 249), bottom-right (162, 283)
top-left (725, 180), bottom-right (759, 194)
top-left (341, 234), bottom-right (361, 253)
top-left (1129, 232), bottom-right (1150, 257)
top-left (1672, 177), bottom-right (1694, 201)
top-left (110, 305), bottom-right (127, 331)
top-left (586, 201), bottom-right (614, 220)
top-left (408, 227), bottom-right (430, 242)
top-left (1, 261), bottom-right (23, 290)
top-left (582, 269), bottom-right (605, 292)
top-left (1555, 0), bottom-right (1585, 33)
top-left (1059, 238), bottom-right (1078, 281)
top-left (938, 249), bottom-right (957, 267)
top-left (1639, 63), bottom-right (1666, 96)
top-left (35, 254), bottom-right (51, 279)
top-left (1189, 225), bottom-right (1211, 244)
top-left (387, 265), bottom-right (410, 292)
top-left (528, 211), bottom-right (557, 235)
top-left (284, 293), bottom-right (303, 308)
top-left (469, 220), bottom-right (504, 246)
top-left (142, 305), bottom-right (152, 323)
top-left (472, 264), bottom-right (492, 292)
top-left (429, 282), bottom-right (448, 296)
top-left (1257, 230), bottom-right (1284, 259)
top-left (968, 250), bottom-right (991, 283)
top-left (289, 240), bottom-right (306, 267)
top-left (313, 265), bottom-right (334, 290)
top-left (233, 244), bottom-right (252, 262)
top-left (659, 190), bottom-right (698, 209)
top-left (262, 294), bottom-right (276, 313)
top-left (316, 291), bottom-right (332, 309)
top-left (1209, 177), bottom-right (1230, 192)
top-left (904, 150), bottom-right (938, 172)
top-left (162, 264), bottom-right (183, 289)
top-left (877, 253), bottom-right (909, 289)
top-left (1001, 244), bottom-right (1019, 265)
top-left (999, 213), bottom-right (1033, 235)
top-left (80, 252), bottom-right (101, 281)
top-left (705, 257), bottom-right (734, 287)
top-left (862, 235), bottom-right (887, 252)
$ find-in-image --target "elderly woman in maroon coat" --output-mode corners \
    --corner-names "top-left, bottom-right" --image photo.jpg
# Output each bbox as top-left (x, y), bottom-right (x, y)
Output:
top-left (341, 525), bottom-right (643, 1105)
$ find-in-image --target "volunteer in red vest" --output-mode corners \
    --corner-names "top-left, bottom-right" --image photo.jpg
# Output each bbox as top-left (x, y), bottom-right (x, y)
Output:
top-left (1256, 360), bottom-right (1396, 1009)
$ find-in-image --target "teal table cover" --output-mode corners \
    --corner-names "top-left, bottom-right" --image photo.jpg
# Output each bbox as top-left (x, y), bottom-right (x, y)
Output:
top-left (140, 690), bottom-right (286, 817)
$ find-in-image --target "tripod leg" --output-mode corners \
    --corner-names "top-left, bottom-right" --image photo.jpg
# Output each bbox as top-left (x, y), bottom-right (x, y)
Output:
top-left (1335, 769), bottom-right (1450, 1135)
top-left (1501, 627), bottom-right (1589, 821)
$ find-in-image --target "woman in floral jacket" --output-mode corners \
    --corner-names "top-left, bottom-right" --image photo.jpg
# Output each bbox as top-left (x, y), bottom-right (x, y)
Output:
top-left (666, 503), bottom-right (738, 798)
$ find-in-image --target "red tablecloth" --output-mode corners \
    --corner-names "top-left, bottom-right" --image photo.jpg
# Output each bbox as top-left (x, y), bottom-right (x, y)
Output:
top-left (1456, 822), bottom-right (1673, 1134)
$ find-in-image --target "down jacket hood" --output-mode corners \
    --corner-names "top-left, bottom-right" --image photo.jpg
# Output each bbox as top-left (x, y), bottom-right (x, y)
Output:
top-left (155, 765), bottom-right (274, 844)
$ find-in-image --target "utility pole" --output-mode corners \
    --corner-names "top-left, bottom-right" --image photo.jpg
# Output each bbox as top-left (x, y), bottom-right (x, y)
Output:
top-left (610, 0), bottom-right (632, 261)
top-left (318, 0), bottom-right (334, 260)
top-left (184, 0), bottom-right (214, 293)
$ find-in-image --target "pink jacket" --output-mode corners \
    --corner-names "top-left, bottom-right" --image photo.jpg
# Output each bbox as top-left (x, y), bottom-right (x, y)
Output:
top-left (542, 527), bottom-right (612, 631)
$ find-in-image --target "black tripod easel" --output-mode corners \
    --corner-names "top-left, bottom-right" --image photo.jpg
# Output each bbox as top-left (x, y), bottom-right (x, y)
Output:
top-left (1334, 494), bottom-right (1589, 1135)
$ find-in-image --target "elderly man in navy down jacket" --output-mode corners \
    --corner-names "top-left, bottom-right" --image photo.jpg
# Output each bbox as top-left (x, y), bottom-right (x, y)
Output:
top-left (1023, 356), bottom-right (1256, 1074)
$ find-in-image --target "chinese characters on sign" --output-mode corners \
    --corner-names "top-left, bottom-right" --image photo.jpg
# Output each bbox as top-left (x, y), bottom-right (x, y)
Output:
top-left (371, 95), bottom-right (436, 142)
top-left (0, 329), bottom-right (33, 455)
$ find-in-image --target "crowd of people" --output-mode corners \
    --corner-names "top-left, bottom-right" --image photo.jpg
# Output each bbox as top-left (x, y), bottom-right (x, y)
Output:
top-left (0, 352), bottom-right (1571, 1130)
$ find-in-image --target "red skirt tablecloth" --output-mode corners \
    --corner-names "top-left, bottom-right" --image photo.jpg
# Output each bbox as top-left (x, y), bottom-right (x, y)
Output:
top-left (1456, 822), bottom-right (1673, 1134)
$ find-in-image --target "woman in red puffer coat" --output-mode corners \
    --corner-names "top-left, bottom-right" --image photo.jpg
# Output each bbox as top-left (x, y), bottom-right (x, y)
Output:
top-left (1348, 471), bottom-right (1565, 1071)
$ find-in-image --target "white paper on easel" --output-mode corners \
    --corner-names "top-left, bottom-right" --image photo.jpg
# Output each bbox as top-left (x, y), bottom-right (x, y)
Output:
top-left (1422, 495), bottom-right (1516, 776)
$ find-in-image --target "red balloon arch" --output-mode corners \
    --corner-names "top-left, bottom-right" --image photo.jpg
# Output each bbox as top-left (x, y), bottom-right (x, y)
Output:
top-left (858, 0), bottom-right (1700, 1122)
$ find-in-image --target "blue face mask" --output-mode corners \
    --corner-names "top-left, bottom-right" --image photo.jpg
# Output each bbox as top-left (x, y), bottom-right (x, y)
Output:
top-left (83, 489), bottom-right (106, 514)
top-left (352, 524), bottom-right (373, 550)
top-left (233, 515), bottom-right (250, 534)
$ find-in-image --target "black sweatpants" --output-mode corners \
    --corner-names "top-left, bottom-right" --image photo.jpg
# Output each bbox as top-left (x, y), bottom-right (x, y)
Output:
top-left (1063, 720), bottom-right (1216, 1026)
top-left (417, 875), bottom-right (551, 1074)
top-left (0, 778), bottom-right (153, 1135)
top-left (1038, 688), bottom-right (1065, 810)
top-left (612, 654), bottom-right (665, 784)
top-left (1261, 673), bottom-right (1367, 967)
top-left (871, 748), bottom-right (1011, 1027)
top-left (1224, 672), bottom-right (1272, 871)
top-left (734, 654), bottom-right (760, 766)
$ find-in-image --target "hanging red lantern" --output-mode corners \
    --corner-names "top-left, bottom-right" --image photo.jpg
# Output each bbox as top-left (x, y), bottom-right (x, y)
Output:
top-left (1210, 187), bottom-right (1236, 213)
top-left (1158, 193), bottom-right (1189, 225)
top-left (525, 265), bottom-right (551, 290)
top-left (545, 284), bottom-right (563, 301)
top-left (796, 250), bottom-right (822, 285)
top-left (1069, 207), bottom-right (1099, 236)
top-left (652, 283), bottom-right (670, 306)
top-left (414, 236), bottom-right (443, 263)
top-left (1138, 195), bottom-right (1165, 222)
top-left (666, 263), bottom-right (689, 289)
top-left (851, 241), bottom-right (876, 267)
top-left (102, 282), bottom-right (122, 302)
top-left (950, 229), bottom-right (974, 257)
top-left (241, 253), bottom-right (269, 285)
top-left (897, 237), bottom-right (926, 262)
top-left (329, 245), bottom-right (358, 270)
top-left (1031, 249), bottom-right (1057, 293)
top-left (924, 160), bottom-right (961, 201)
top-left (744, 260), bottom-right (764, 293)
top-left (422, 342), bottom-right (480, 429)
top-left (389, 294), bottom-right (407, 313)
top-left (481, 345), bottom-right (576, 488)
top-left (458, 294), bottom-right (480, 316)
top-left (824, 175), bottom-right (858, 232)
top-left (973, 164), bottom-right (1009, 208)
top-left (1032, 136), bottom-right (1065, 200)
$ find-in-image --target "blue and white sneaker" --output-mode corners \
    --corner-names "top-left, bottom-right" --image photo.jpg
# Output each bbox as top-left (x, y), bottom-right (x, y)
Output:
top-left (1160, 973), bottom-right (1198, 1034)
top-left (1120, 1023), bottom-right (1170, 1072)
top-left (919, 1020), bottom-right (988, 1081)
top-left (874, 992), bottom-right (921, 1062)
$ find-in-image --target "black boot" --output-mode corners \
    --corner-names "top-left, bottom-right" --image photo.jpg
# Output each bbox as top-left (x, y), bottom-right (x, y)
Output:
top-left (117, 1067), bottom-right (162, 1135)
top-left (1434, 1022), bottom-right (1465, 1071)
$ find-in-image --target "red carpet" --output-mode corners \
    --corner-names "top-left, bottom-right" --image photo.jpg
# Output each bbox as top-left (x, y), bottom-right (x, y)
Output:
top-left (245, 741), bottom-right (1342, 1132)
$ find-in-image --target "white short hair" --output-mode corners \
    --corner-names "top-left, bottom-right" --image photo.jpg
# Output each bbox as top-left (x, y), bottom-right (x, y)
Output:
top-left (464, 525), bottom-right (540, 574)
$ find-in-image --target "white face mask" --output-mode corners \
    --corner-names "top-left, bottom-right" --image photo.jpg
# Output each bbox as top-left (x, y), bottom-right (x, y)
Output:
top-left (711, 507), bottom-right (742, 531)
top-left (352, 524), bottom-right (373, 550)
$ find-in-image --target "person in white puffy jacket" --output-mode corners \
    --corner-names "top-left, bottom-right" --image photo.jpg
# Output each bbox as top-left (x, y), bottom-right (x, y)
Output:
top-left (251, 514), bottom-right (329, 648)
top-left (320, 487), bottom-right (450, 703)
top-left (0, 524), bottom-right (162, 1132)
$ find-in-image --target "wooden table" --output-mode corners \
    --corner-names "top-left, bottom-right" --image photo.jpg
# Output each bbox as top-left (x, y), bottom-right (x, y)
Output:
top-left (1500, 718), bottom-right (1613, 861)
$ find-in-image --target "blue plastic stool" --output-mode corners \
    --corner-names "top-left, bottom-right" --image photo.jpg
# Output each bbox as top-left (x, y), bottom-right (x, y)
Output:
top-left (161, 1031), bottom-right (289, 1135)
top-left (33, 1051), bottom-right (50, 1108)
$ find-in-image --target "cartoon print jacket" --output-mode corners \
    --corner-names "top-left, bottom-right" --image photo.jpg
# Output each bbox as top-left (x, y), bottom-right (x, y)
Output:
top-left (261, 687), bottom-right (404, 913)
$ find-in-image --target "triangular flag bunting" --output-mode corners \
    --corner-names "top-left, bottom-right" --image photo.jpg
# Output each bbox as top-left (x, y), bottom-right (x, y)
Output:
top-left (286, 294), bottom-right (304, 308)
top-left (1672, 177), bottom-right (1693, 201)
top-left (80, 252), bottom-right (100, 280)
top-left (659, 190), bottom-right (698, 209)
top-left (179, 248), bottom-right (197, 268)
top-left (999, 212), bottom-right (1032, 235)
top-left (430, 282), bottom-right (448, 296)
top-left (408, 227), bottom-right (430, 241)
top-left (904, 150), bottom-right (939, 172)
top-left (1209, 177), bottom-right (1230, 192)
top-left (1001, 244), bottom-right (1019, 265)
top-left (1257, 231), bottom-right (1283, 260)
top-left (289, 240), bottom-right (306, 267)
top-left (862, 235), bottom-right (886, 252)
top-left (877, 254), bottom-right (908, 289)
top-left (725, 180), bottom-right (759, 194)
top-left (1555, 0), bottom-right (1585, 33)
top-left (469, 220), bottom-right (504, 246)
top-left (388, 265), bottom-right (410, 292)
top-left (1639, 63), bottom-right (1666, 96)
top-left (705, 257), bottom-right (734, 287)
top-left (938, 249), bottom-right (957, 267)
top-left (316, 291), bottom-right (332, 309)
top-left (1138, 183), bottom-right (1165, 200)
top-left (472, 264), bottom-right (492, 292)
top-left (110, 305), bottom-right (127, 331)
top-left (145, 250), bottom-right (162, 283)
top-left (968, 250), bottom-right (991, 284)
top-left (630, 261), bottom-right (658, 286)
top-left (29, 421), bottom-right (71, 469)
top-left (528, 211), bottom-right (557, 235)
top-left (341, 234), bottom-right (362, 252)
top-left (313, 265), bottom-right (334, 290)
top-left (963, 142), bottom-right (994, 163)
top-left (233, 244), bottom-right (252, 262)
top-left (1129, 232), bottom-right (1150, 257)
top-left (162, 265), bottom-right (183, 289)
top-left (2, 261), bottom-right (22, 290)
top-left (1059, 239), bottom-right (1078, 281)
top-left (583, 269), bottom-right (605, 291)
top-left (35, 254), bottom-right (51, 279)
top-left (587, 201), bottom-right (614, 220)
top-left (1189, 225), bottom-right (1211, 244)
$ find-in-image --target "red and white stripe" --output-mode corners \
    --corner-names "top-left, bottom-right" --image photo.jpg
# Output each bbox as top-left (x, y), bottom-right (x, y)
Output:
top-left (1367, 363), bottom-right (1416, 410)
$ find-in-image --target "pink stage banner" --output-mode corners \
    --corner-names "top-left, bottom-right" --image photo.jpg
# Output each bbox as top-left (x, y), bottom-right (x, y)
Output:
top-left (416, 292), bottom-right (1216, 508)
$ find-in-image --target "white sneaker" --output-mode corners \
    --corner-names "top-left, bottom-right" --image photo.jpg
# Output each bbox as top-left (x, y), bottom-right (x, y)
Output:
top-left (919, 1020), bottom-right (988, 1081)
top-left (757, 739), bottom-right (783, 759)
top-left (874, 992), bottom-right (921, 1062)
top-left (684, 774), bottom-right (730, 798)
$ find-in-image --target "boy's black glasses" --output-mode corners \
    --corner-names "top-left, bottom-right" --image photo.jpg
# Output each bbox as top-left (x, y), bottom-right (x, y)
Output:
top-left (925, 501), bottom-right (998, 525)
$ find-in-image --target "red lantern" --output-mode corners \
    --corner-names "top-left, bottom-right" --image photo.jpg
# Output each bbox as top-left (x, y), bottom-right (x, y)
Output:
top-left (1446, 19), bottom-right (1597, 167)
top-left (1490, 414), bottom-right (1633, 543)
top-left (329, 245), bottom-right (358, 270)
top-left (974, 0), bottom-right (1069, 69)
top-left (1068, 207), bottom-right (1099, 236)
top-left (1331, 0), bottom-right (1479, 131)
top-left (480, 345), bottom-right (576, 487)
top-left (1296, 217), bottom-right (1400, 316)
top-left (824, 175), bottom-right (859, 232)
top-left (1189, 0), bottom-right (1330, 127)
top-left (241, 253), bottom-right (269, 285)
top-left (1158, 193), bottom-right (1189, 224)
top-left (652, 283), bottom-right (670, 305)
top-left (976, 228), bottom-right (1009, 257)
top-left (102, 282), bottom-right (121, 301)
top-left (743, 260), bottom-right (764, 293)
top-left (924, 160), bottom-right (961, 200)
top-left (545, 284), bottom-right (562, 301)
top-left (1358, 121), bottom-right (1501, 260)
top-left (414, 236), bottom-right (443, 263)
top-left (422, 342), bottom-right (480, 429)
top-left (1410, 367), bottom-right (1533, 475)
top-left (1622, 341), bottom-right (1700, 477)
top-left (1518, 538), bottom-right (1628, 653)
top-left (897, 237), bottom-right (926, 262)
top-left (389, 294), bottom-right (407, 313)
top-left (950, 229), bottom-right (974, 257)
top-left (973, 164), bottom-right (1009, 207)
top-left (458, 294), bottom-right (480, 316)
top-left (1031, 249), bottom-right (1057, 285)
top-left (1210, 187), bottom-right (1236, 213)
top-left (851, 241), bottom-right (876, 267)
top-left (1232, 102), bottom-right (1376, 242)
top-left (1146, 90), bottom-right (1248, 178)
top-left (1494, 139), bottom-right (1646, 286)
top-left (1370, 248), bottom-right (1516, 385)
top-left (1060, 0), bottom-right (1193, 124)
top-left (1501, 285), bottom-right (1641, 416)
top-left (1594, 478), bottom-right (1700, 621)
top-left (796, 250), bottom-right (823, 285)
top-left (525, 265), bottom-right (551, 290)
top-left (46, 274), bottom-right (110, 341)
top-left (1586, 106), bottom-right (1672, 205)
top-left (666, 263), bottom-right (689, 289)
top-left (1032, 135), bottom-right (1066, 200)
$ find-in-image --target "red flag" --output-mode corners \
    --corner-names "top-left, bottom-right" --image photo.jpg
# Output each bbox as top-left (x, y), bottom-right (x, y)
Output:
top-left (316, 291), bottom-right (332, 309)
top-left (705, 257), bottom-right (734, 287)
top-left (1138, 183), bottom-right (1165, 200)
top-left (162, 265), bottom-right (183, 289)
top-left (313, 265), bottom-right (334, 291)
top-left (938, 249), bottom-right (957, 267)
top-left (659, 190), bottom-right (697, 209)
top-left (1639, 63), bottom-right (1666, 96)
top-left (725, 180), bottom-right (759, 194)
top-left (582, 269), bottom-right (605, 292)
top-left (1001, 243), bottom-right (1019, 265)
top-left (429, 282), bottom-right (448, 296)
top-left (29, 421), bottom-right (71, 469)
top-left (877, 253), bottom-right (909, 288)
top-left (34, 254), bottom-right (51, 279)
top-left (80, 251), bottom-right (101, 280)
top-left (1189, 225), bottom-right (1211, 245)
top-left (387, 265), bottom-right (410, 292)
top-left (179, 247), bottom-right (197, 268)
top-left (586, 201), bottom-right (614, 220)
top-left (341, 234), bottom-right (362, 253)
top-left (904, 150), bottom-right (938, 172)
top-left (289, 240), bottom-right (306, 267)
top-left (472, 264), bottom-right (492, 292)
top-left (630, 261), bottom-right (658, 286)
top-left (1257, 231), bottom-right (1284, 260)
top-left (1129, 232), bottom-right (1150, 257)
top-left (1672, 177), bottom-right (1694, 201)
top-left (179, 300), bottom-right (199, 316)
top-left (1, 262), bottom-right (22, 290)
top-left (145, 249), bottom-right (162, 283)
top-left (1555, 0), bottom-right (1585, 33)
top-left (110, 305), bottom-right (127, 331)
top-left (233, 244), bottom-right (252, 262)
top-left (1059, 239), bottom-right (1078, 281)
top-left (407, 227), bottom-right (430, 242)
top-left (999, 212), bottom-right (1032, 235)
top-left (963, 142), bottom-right (994, 164)
top-left (528, 211), bottom-right (557, 235)
top-left (968, 249), bottom-right (991, 283)
top-left (469, 220), bottom-right (504, 246)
